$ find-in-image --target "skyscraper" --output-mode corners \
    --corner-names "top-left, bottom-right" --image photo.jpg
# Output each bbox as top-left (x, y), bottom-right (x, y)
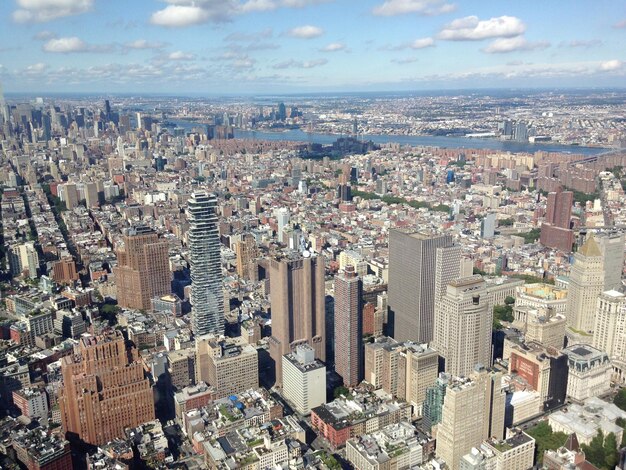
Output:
top-left (114, 226), bottom-right (171, 311)
top-left (539, 188), bottom-right (574, 252)
top-left (59, 331), bottom-right (154, 445)
top-left (566, 234), bottom-right (605, 333)
top-left (593, 290), bottom-right (626, 363)
top-left (234, 233), bottom-right (258, 281)
top-left (435, 368), bottom-right (506, 470)
top-left (334, 265), bottom-right (363, 387)
top-left (275, 208), bottom-right (290, 243)
top-left (188, 192), bottom-right (224, 336)
top-left (388, 229), bottom-right (459, 343)
top-left (595, 232), bottom-right (625, 291)
top-left (269, 252), bottom-right (325, 385)
top-left (433, 276), bottom-right (493, 377)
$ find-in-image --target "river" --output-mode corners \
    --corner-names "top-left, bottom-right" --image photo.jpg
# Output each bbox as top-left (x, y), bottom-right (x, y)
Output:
top-left (169, 120), bottom-right (612, 156)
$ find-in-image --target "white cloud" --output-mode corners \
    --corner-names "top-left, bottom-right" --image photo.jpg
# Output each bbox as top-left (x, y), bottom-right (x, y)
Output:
top-left (410, 37), bottom-right (435, 49)
top-left (225, 28), bottom-right (273, 41)
top-left (286, 25), bottom-right (324, 39)
top-left (125, 39), bottom-right (166, 50)
top-left (438, 15), bottom-right (526, 41)
top-left (43, 37), bottom-right (88, 53)
top-left (559, 39), bottom-right (603, 48)
top-left (321, 42), bottom-right (346, 52)
top-left (392, 57), bottom-right (419, 64)
top-left (273, 58), bottom-right (328, 69)
top-left (25, 63), bottom-right (48, 74)
top-left (373, 0), bottom-right (455, 16)
top-left (600, 60), bottom-right (623, 71)
top-left (42, 36), bottom-right (114, 53)
top-left (33, 30), bottom-right (57, 40)
top-left (168, 51), bottom-right (196, 60)
top-left (483, 36), bottom-right (549, 53)
top-left (13, 0), bottom-right (94, 23)
top-left (150, 5), bottom-right (212, 27)
top-left (613, 19), bottom-right (626, 29)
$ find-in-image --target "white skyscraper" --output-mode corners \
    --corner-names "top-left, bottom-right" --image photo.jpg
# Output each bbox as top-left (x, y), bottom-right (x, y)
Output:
top-left (275, 208), bottom-right (290, 243)
top-left (433, 276), bottom-right (493, 377)
top-left (188, 192), bottom-right (224, 336)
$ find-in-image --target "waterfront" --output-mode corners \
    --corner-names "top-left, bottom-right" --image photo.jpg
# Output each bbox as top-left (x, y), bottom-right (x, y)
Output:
top-left (171, 120), bottom-right (612, 156)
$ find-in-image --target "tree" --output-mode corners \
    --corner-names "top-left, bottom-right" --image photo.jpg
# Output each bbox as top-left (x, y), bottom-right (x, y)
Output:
top-left (582, 431), bottom-right (605, 468)
top-left (617, 417), bottom-right (626, 447)
top-left (615, 389), bottom-right (626, 412)
top-left (333, 386), bottom-right (349, 399)
top-left (526, 422), bottom-right (569, 464)
top-left (604, 433), bottom-right (619, 469)
top-left (504, 296), bottom-right (516, 305)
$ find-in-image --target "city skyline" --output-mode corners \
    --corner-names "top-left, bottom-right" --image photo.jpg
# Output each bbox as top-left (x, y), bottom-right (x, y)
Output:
top-left (0, 0), bottom-right (625, 93)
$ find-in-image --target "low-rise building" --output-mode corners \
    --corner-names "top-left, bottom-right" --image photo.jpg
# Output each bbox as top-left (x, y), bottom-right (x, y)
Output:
top-left (345, 422), bottom-right (423, 470)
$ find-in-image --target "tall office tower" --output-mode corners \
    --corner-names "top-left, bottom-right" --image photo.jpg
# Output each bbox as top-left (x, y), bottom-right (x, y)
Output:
top-left (136, 111), bottom-right (142, 129)
top-left (435, 369), bottom-right (506, 470)
top-left (275, 208), bottom-right (290, 243)
top-left (480, 213), bottom-right (496, 239)
top-left (234, 234), bottom-right (258, 281)
top-left (269, 253), bottom-right (325, 385)
top-left (514, 121), bottom-right (528, 142)
top-left (539, 188), bottom-right (574, 252)
top-left (114, 226), bottom-right (170, 311)
top-left (334, 265), bottom-right (363, 387)
top-left (61, 183), bottom-right (79, 209)
top-left (594, 290), bottom-right (626, 363)
top-left (8, 242), bottom-right (39, 279)
top-left (388, 229), bottom-right (459, 343)
top-left (595, 232), bottom-right (625, 291)
top-left (433, 276), bottom-right (493, 377)
top-left (85, 181), bottom-right (99, 208)
top-left (364, 337), bottom-right (438, 415)
top-left (188, 192), bottom-right (224, 336)
top-left (566, 235), bottom-right (605, 333)
top-left (422, 372), bottom-right (450, 432)
top-left (59, 331), bottom-right (154, 445)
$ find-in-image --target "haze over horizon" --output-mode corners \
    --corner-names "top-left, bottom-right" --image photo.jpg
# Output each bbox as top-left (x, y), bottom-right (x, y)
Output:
top-left (0, 0), bottom-right (625, 94)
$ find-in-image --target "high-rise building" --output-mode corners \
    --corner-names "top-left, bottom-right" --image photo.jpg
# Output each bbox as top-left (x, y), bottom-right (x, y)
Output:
top-left (269, 253), bottom-right (325, 385)
top-left (563, 344), bottom-right (612, 402)
top-left (275, 208), bottom-right (290, 243)
top-left (84, 181), bottom-right (99, 208)
top-left (388, 229), bottom-right (459, 343)
top-left (195, 335), bottom-right (258, 399)
top-left (114, 226), bottom-right (171, 311)
top-left (433, 276), bottom-right (493, 377)
top-left (423, 372), bottom-right (450, 432)
top-left (435, 368), bottom-right (506, 470)
top-left (566, 235), bottom-right (605, 333)
top-left (334, 266), bottom-right (363, 387)
top-left (364, 336), bottom-right (438, 416)
top-left (60, 182), bottom-right (79, 209)
top-left (8, 241), bottom-right (39, 279)
top-left (595, 232), bottom-right (625, 291)
top-left (481, 213), bottom-right (496, 239)
top-left (282, 344), bottom-right (326, 415)
top-left (594, 290), bottom-right (626, 364)
top-left (234, 233), bottom-right (258, 281)
top-left (540, 188), bottom-right (574, 252)
top-left (188, 192), bottom-right (224, 336)
top-left (59, 331), bottom-right (154, 445)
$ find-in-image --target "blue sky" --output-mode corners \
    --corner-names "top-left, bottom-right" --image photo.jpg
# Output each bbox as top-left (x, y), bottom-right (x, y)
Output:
top-left (0, 0), bottom-right (625, 93)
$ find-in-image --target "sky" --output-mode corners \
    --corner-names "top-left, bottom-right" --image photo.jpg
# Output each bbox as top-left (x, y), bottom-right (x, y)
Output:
top-left (0, 0), bottom-right (625, 94)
